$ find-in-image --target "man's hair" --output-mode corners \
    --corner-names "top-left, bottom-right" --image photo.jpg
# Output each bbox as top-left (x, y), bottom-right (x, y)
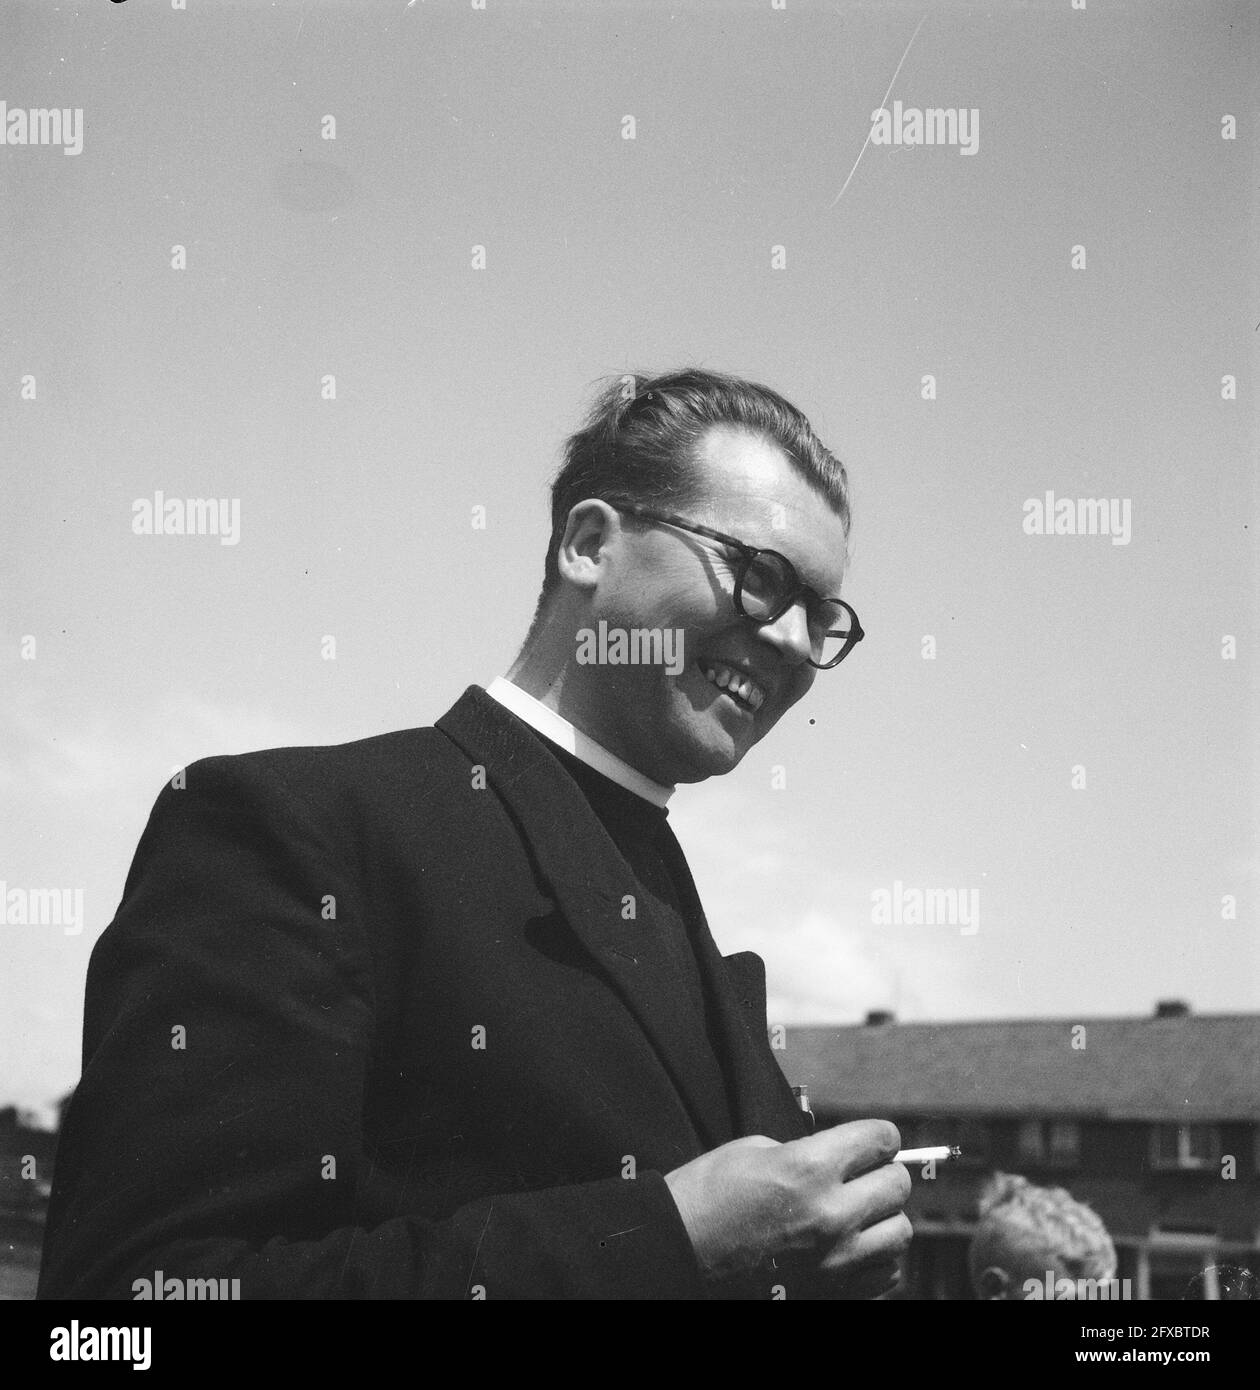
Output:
top-left (524, 367), bottom-right (851, 640)
top-left (969, 1172), bottom-right (1117, 1286)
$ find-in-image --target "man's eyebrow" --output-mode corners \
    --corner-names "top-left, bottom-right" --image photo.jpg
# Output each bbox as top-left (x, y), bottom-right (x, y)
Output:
top-left (713, 514), bottom-right (845, 594)
top-left (766, 541), bottom-right (845, 598)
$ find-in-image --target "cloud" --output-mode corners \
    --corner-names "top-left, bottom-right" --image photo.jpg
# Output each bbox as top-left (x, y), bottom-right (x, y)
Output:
top-left (671, 778), bottom-right (989, 1023)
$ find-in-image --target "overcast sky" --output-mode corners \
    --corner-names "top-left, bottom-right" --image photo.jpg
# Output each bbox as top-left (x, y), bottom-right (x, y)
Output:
top-left (2, 0), bottom-right (1256, 1123)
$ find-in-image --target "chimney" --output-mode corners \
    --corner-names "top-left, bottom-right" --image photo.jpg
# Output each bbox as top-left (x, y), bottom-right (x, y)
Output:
top-left (1153, 1000), bottom-right (1190, 1019)
top-left (865, 1009), bottom-right (896, 1026)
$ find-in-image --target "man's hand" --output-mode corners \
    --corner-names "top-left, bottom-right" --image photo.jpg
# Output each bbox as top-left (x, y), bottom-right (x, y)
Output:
top-left (663, 1120), bottom-right (912, 1298)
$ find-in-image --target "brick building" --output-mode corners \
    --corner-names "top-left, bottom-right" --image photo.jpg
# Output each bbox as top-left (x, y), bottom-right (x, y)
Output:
top-left (781, 1002), bottom-right (1260, 1299)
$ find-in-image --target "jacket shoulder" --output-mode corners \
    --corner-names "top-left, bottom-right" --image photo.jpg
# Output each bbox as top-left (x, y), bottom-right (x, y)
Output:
top-left (140, 723), bottom-right (482, 860)
top-left (187, 723), bottom-right (467, 797)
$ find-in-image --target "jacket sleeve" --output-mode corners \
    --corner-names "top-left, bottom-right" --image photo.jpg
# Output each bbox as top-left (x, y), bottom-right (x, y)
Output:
top-left (37, 755), bottom-right (705, 1301)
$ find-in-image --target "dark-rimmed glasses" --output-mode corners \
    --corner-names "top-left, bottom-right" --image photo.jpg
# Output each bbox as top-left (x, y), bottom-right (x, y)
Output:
top-left (609, 503), bottom-right (864, 670)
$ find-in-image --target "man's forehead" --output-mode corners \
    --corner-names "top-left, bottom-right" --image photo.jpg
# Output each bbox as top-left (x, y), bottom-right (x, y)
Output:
top-left (692, 426), bottom-right (848, 589)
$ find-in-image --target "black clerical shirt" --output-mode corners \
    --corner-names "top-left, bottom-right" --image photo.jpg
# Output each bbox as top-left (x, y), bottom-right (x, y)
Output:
top-left (522, 728), bottom-right (738, 1148)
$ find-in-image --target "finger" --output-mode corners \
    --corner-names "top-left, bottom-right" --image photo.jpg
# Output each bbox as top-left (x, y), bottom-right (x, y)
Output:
top-left (791, 1117), bottom-right (901, 1180)
top-left (814, 1161), bottom-right (912, 1238)
top-left (843, 1259), bottom-right (902, 1301)
top-left (819, 1209), bottom-right (913, 1276)
top-left (806, 1254), bottom-right (901, 1302)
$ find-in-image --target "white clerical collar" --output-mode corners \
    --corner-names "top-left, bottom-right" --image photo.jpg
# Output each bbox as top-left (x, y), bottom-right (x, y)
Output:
top-left (485, 676), bottom-right (674, 808)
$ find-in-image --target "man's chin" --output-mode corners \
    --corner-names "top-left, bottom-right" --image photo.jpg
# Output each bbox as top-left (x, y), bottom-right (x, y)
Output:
top-left (623, 671), bottom-right (764, 783)
top-left (668, 754), bottom-right (738, 784)
top-left (664, 714), bottom-right (755, 783)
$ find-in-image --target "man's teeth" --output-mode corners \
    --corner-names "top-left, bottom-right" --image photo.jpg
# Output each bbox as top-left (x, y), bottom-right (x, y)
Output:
top-left (700, 662), bottom-right (765, 711)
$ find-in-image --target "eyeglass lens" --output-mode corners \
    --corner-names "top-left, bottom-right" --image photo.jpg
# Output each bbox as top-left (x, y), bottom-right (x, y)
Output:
top-left (737, 553), bottom-right (853, 665)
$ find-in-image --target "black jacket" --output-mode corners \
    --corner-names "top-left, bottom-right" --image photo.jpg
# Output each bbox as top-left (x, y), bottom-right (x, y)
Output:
top-left (38, 685), bottom-right (810, 1300)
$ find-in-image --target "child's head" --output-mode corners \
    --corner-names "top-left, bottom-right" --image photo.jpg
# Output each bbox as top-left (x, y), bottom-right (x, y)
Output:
top-left (969, 1172), bottom-right (1116, 1300)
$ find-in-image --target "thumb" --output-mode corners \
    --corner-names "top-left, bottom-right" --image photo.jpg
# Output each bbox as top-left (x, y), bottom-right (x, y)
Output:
top-left (728, 1134), bottom-right (782, 1152)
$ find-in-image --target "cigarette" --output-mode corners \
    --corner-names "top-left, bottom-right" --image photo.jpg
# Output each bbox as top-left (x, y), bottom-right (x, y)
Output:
top-left (894, 1145), bottom-right (961, 1163)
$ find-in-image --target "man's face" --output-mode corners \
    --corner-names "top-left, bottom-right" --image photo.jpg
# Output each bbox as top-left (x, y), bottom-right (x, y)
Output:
top-left (564, 425), bottom-right (850, 785)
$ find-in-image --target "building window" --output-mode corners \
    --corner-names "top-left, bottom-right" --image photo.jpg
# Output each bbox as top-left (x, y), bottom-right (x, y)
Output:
top-left (1151, 1124), bottom-right (1220, 1170)
top-left (892, 1118), bottom-right (926, 1151)
top-left (1017, 1119), bottom-right (1080, 1167)
top-left (1049, 1120), bottom-right (1080, 1163)
top-left (1017, 1119), bottom-right (1044, 1163)
top-left (953, 1119), bottom-right (990, 1166)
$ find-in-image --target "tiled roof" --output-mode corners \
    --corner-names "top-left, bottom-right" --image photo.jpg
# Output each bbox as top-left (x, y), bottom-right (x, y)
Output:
top-left (783, 1014), bottom-right (1260, 1121)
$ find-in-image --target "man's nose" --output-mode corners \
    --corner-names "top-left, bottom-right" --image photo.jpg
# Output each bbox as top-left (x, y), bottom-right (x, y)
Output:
top-left (753, 599), bottom-right (814, 663)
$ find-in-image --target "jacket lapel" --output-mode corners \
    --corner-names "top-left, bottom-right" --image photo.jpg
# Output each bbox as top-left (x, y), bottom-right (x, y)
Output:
top-left (716, 951), bottom-right (813, 1141)
top-left (435, 685), bottom-right (740, 1148)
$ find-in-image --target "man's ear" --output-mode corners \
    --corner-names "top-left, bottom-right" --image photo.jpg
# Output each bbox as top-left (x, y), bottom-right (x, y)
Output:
top-left (976, 1265), bottom-right (1014, 1300)
top-left (556, 500), bottom-right (618, 590)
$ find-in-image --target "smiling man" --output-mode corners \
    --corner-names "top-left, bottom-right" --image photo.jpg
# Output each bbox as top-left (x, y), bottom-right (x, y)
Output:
top-left (39, 368), bottom-right (912, 1302)
top-left (507, 409), bottom-right (856, 785)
